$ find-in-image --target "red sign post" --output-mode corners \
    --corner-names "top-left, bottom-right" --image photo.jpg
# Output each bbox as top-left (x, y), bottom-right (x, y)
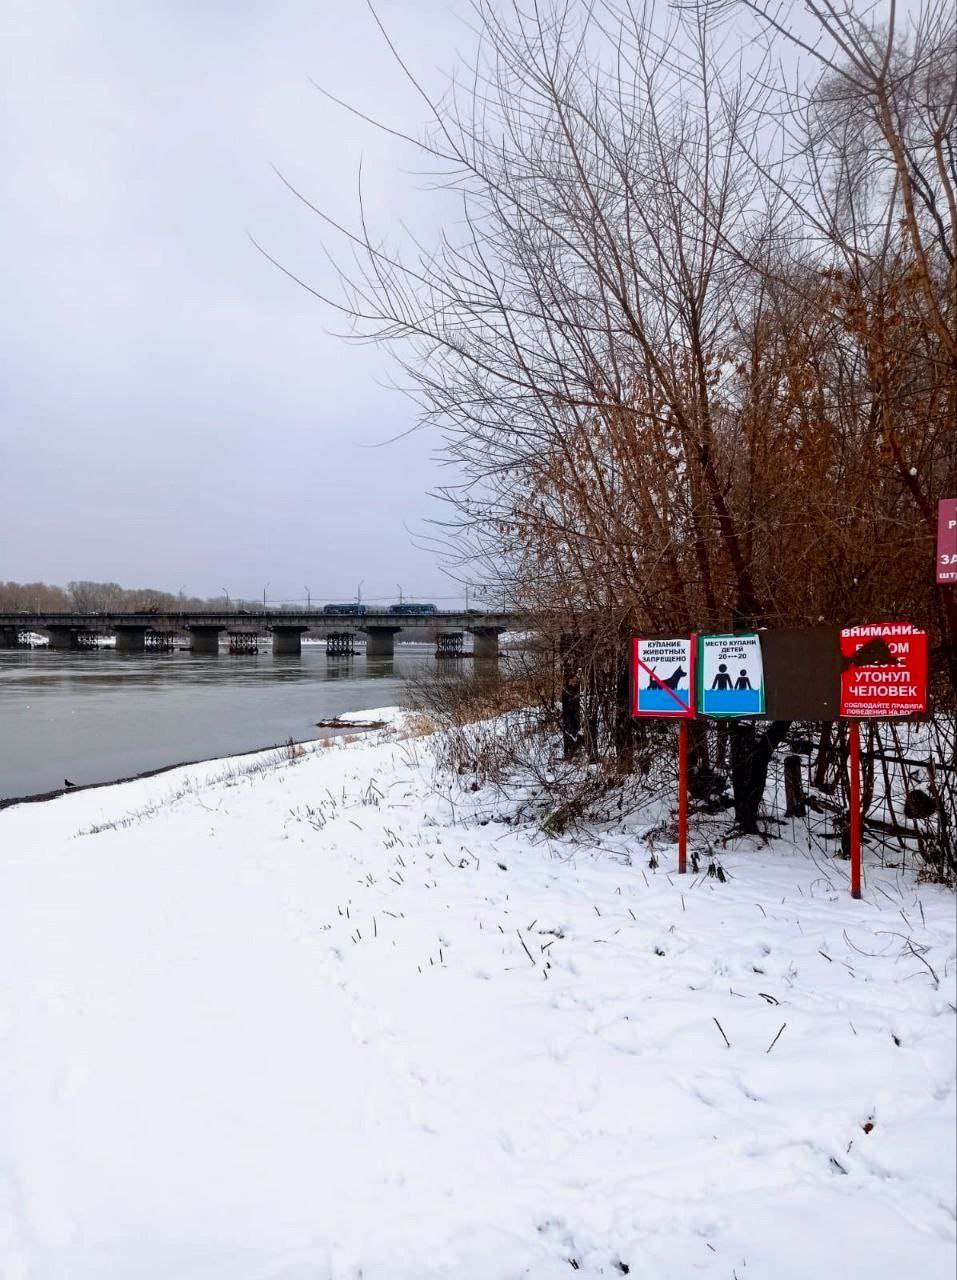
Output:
top-left (848, 722), bottom-right (863, 899)
top-left (938, 498), bottom-right (957, 585)
top-left (677, 720), bottom-right (689, 875)
top-left (631, 636), bottom-right (696, 873)
top-left (840, 623), bottom-right (929, 901)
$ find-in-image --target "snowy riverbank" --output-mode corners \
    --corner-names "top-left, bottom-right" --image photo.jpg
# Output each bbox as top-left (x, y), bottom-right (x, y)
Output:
top-left (1, 710), bottom-right (954, 1279)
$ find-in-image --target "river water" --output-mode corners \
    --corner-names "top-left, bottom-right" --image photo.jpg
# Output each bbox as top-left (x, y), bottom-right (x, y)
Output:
top-left (0, 643), bottom-right (449, 802)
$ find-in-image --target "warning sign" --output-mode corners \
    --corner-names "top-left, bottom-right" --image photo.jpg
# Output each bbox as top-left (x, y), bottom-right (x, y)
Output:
top-left (632, 636), bottom-right (695, 718)
top-left (839, 623), bottom-right (928, 718)
top-left (938, 498), bottom-right (956, 585)
top-left (698, 633), bottom-right (766, 717)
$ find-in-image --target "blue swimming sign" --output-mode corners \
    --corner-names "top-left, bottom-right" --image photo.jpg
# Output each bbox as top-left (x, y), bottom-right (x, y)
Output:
top-left (698, 633), bottom-right (766, 717)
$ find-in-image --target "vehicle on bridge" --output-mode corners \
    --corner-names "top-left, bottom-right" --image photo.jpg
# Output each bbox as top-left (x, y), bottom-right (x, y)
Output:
top-left (322, 603), bottom-right (367, 615)
top-left (388, 602), bottom-right (438, 616)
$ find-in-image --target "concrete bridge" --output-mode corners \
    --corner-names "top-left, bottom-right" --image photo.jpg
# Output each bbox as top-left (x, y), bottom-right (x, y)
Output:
top-left (0, 610), bottom-right (518, 659)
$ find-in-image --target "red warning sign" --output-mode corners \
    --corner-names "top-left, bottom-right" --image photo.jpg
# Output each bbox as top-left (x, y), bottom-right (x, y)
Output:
top-left (938, 498), bottom-right (957, 584)
top-left (839, 623), bottom-right (928, 718)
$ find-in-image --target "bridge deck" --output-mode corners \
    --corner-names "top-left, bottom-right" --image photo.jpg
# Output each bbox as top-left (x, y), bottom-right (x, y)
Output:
top-left (0, 610), bottom-right (516, 631)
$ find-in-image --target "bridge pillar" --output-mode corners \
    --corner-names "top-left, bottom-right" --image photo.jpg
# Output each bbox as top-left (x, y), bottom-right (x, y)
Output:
top-left (145, 630), bottom-right (176, 651)
top-left (272, 626), bottom-right (307, 656)
top-left (436, 631), bottom-right (464, 658)
top-left (0, 627), bottom-right (20, 648)
top-left (326, 632), bottom-right (355, 657)
top-left (189, 625), bottom-right (223, 654)
top-left (469, 626), bottom-right (504, 660)
top-left (364, 626), bottom-right (401, 659)
top-left (229, 631), bottom-right (258, 654)
top-left (47, 626), bottom-right (80, 650)
top-left (114, 626), bottom-right (147, 653)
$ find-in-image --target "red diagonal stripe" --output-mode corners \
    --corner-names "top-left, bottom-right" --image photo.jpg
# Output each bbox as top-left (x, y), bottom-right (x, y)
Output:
top-left (634, 651), bottom-right (689, 711)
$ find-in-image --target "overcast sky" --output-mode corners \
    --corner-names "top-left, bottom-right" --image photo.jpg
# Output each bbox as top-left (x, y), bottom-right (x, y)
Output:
top-left (1, 0), bottom-right (467, 606)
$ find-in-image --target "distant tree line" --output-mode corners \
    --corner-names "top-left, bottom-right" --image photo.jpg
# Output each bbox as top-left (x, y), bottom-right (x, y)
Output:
top-left (0, 585), bottom-right (441, 642)
top-left (0, 581), bottom-right (246, 612)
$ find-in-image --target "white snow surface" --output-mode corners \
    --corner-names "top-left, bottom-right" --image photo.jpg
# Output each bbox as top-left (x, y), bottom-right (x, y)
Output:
top-left (1, 713), bottom-right (954, 1279)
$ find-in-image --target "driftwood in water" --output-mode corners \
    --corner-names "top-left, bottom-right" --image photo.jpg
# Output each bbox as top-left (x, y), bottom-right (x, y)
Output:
top-left (314, 717), bottom-right (388, 731)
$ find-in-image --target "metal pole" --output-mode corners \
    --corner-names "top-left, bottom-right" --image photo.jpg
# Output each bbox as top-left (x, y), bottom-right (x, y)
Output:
top-left (849, 720), bottom-right (862, 899)
top-left (678, 720), bottom-right (689, 874)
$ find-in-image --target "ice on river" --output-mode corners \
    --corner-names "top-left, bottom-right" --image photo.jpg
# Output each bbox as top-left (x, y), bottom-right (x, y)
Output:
top-left (0, 713), bottom-right (954, 1278)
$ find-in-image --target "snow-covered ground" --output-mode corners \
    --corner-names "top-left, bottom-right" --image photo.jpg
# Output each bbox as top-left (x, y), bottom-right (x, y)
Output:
top-left (1, 710), bottom-right (954, 1279)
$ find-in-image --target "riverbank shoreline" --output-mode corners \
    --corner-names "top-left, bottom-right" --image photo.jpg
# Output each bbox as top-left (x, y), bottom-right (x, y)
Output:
top-left (0, 713), bottom-right (395, 812)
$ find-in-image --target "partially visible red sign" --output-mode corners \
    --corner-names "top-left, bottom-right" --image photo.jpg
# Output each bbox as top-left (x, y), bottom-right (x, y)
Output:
top-left (938, 498), bottom-right (957, 585)
top-left (840, 623), bottom-right (928, 718)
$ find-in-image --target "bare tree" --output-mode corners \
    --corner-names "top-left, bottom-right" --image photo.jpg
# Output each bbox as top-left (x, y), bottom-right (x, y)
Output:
top-left (282, 0), bottom-right (954, 824)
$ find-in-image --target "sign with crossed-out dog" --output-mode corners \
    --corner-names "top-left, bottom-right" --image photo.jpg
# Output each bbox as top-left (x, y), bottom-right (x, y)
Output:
top-left (631, 636), bottom-right (696, 718)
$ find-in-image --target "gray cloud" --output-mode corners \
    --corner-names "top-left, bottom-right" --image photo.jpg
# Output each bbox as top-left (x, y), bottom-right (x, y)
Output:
top-left (1, 0), bottom-right (464, 606)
